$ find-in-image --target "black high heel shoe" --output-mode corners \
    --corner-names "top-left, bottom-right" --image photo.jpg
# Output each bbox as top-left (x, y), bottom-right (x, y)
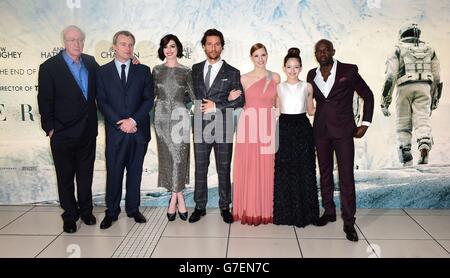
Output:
top-left (178, 207), bottom-right (188, 221)
top-left (167, 199), bottom-right (176, 221)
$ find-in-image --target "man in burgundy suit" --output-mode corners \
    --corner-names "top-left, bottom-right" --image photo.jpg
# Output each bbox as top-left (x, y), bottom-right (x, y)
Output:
top-left (307, 39), bottom-right (374, 242)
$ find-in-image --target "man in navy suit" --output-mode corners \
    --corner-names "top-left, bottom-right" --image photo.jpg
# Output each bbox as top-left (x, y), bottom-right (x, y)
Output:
top-left (307, 39), bottom-right (374, 242)
top-left (38, 25), bottom-right (99, 234)
top-left (96, 30), bottom-right (154, 229)
top-left (188, 29), bottom-right (245, 224)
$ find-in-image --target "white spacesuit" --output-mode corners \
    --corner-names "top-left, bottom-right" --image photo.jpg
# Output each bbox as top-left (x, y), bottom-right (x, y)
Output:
top-left (381, 23), bottom-right (442, 166)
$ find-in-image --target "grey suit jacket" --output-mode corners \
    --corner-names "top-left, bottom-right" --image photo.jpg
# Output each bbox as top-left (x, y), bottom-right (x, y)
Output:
top-left (191, 60), bottom-right (245, 143)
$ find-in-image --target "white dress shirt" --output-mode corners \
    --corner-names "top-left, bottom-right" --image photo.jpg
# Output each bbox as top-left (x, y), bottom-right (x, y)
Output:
top-left (313, 58), bottom-right (337, 99)
top-left (203, 59), bottom-right (223, 88)
top-left (314, 59), bottom-right (370, 126)
top-left (114, 58), bottom-right (131, 81)
top-left (202, 59), bottom-right (224, 112)
top-left (114, 58), bottom-right (136, 126)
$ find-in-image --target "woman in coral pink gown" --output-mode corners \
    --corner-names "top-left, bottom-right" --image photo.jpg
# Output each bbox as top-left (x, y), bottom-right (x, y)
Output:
top-left (231, 43), bottom-right (280, 225)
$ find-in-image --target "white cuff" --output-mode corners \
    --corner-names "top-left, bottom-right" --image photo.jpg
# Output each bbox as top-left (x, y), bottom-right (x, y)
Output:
top-left (362, 121), bottom-right (371, 127)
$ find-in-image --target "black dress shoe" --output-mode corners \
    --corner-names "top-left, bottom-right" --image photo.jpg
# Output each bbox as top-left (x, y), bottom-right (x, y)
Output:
top-left (188, 209), bottom-right (206, 223)
top-left (63, 220), bottom-right (77, 233)
top-left (315, 213), bottom-right (337, 226)
top-left (344, 225), bottom-right (359, 242)
top-left (129, 211), bottom-right (147, 223)
top-left (220, 209), bottom-right (233, 224)
top-left (100, 215), bottom-right (118, 229)
top-left (81, 213), bottom-right (97, 225)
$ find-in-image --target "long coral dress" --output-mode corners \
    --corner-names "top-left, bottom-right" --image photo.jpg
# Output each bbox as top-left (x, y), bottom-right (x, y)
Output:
top-left (232, 72), bottom-right (277, 225)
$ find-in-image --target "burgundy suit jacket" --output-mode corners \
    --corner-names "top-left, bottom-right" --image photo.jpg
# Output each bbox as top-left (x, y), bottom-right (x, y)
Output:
top-left (307, 61), bottom-right (374, 139)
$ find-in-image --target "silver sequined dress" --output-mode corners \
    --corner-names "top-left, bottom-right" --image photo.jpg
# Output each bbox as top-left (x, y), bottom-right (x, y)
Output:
top-left (152, 64), bottom-right (195, 192)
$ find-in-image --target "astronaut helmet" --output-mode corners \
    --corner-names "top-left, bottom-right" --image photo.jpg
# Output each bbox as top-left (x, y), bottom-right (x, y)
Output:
top-left (399, 23), bottom-right (421, 40)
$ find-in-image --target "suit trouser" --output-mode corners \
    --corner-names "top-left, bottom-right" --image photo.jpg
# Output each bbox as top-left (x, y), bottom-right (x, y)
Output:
top-left (395, 82), bottom-right (432, 149)
top-left (315, 135), bottom-right (356, 225)
top-left (105, 135), bottom-right (148, 218)
top-left (50, 127), bottom-right (96, 222)
top-left (194, 142), bottom-right (233, 210)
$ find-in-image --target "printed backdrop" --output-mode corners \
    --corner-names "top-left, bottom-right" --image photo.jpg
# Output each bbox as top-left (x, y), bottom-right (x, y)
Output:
top-left (0, 0), bottom-right (449, 207)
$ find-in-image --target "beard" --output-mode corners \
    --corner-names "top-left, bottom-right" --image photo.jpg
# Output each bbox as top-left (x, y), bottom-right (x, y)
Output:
top-left (205, 51), bottom-right (221, 60)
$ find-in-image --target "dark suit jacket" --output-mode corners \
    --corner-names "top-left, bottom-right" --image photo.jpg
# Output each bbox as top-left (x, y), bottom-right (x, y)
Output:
top-left (96, 60), bottom-right (154, 145)
top-left (38, 51), bottom-right (99, 138)
top-left (192, 60), bottom-right (244, 142)
top-left (192, 60), bottom-right (244, 110)
top-left (307, 61), bottom-right (374, 139)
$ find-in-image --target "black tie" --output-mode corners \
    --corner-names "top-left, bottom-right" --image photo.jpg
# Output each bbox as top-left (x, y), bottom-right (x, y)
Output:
top-left (121, 64), bottom-right (126, 88)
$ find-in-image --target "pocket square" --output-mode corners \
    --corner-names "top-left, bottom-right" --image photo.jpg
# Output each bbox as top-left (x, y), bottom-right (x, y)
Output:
top-left (339, 77), bottom-right (349, 82)
top-left (221, 78), bottom-right (229, 81)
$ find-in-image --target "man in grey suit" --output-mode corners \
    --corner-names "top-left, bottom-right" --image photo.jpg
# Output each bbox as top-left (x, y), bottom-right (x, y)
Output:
top-left (189, 29), bottom-right (245, 224)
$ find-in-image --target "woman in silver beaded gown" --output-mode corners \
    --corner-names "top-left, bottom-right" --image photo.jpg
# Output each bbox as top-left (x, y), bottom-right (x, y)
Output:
top-left (152, 34), bottom-right (195, 221)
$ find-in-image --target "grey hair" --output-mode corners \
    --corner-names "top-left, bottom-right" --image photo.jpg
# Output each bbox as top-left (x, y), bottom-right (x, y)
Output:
top-left (112, 30), bottom-right (135, 45)
top-left (61, 25), bottom-right (86, 42)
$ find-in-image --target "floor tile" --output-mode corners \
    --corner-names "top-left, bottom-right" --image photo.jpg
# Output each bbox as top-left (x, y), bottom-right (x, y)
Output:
top-left (228, 238), bottom-right (301, 258)
top-left (299, 239), bottom-right (372, 258)
top-left (151, 237), bottom-right (227, 258)
top-left (405, 209), bottom-right (450, 216)
top-left (0, 205), bottom-right (33, 212)
top-left (38, 236), bottom-right (124, 258)
top-left (64, 213), bottom-right (136, 237)
top-left (357, 215), bottom-right (431, 239)
top-left (356, 209), bottom-right (406, 216)
top-left (162, 213), bottom-right (229, 237)
top-left (112, 207), bottom-right (167, 258)
top-left (31, 205), bottom-right (107, 214)
top-left (230, 223), bottom-right (295, 239)
top-left (409, 215), bottom-right (450, 239)
top-left (296, 218), bottom-right (362, 239)
top-left (0, 235), bottom-right (56, 258)
top-left (93, 206), bottom-right (108, 213)
top-left (31, 206), bottom-right (63, 212)
top-left (0, 211), bottom-right (26, 229)
top-left (437, 240), bottom-right (450, 254)
top-left (367, 240), bottom-right (450, 258)
top-left (0, 212), bottom-right (63, 235)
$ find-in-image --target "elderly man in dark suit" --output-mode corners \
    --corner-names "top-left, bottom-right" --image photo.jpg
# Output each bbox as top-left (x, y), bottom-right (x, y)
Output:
top-left (307, 39), bottom-right (374, 242)
top-left (38, 25), bottom-right (99, 233)
top-left (96, 30), bottom-right (154, 229)
top-left (189, 29), bottom-right (245, 224)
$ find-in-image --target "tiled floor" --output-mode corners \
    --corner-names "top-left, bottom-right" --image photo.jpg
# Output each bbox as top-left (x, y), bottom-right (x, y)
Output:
top-left (0, 205), bottom-right (449, 258)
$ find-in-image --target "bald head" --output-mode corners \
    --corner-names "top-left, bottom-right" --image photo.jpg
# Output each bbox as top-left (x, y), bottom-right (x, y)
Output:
top-left (314, 39), bottom-right (335, 67)
top-left (315, 39), bottom-right (334, 51)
